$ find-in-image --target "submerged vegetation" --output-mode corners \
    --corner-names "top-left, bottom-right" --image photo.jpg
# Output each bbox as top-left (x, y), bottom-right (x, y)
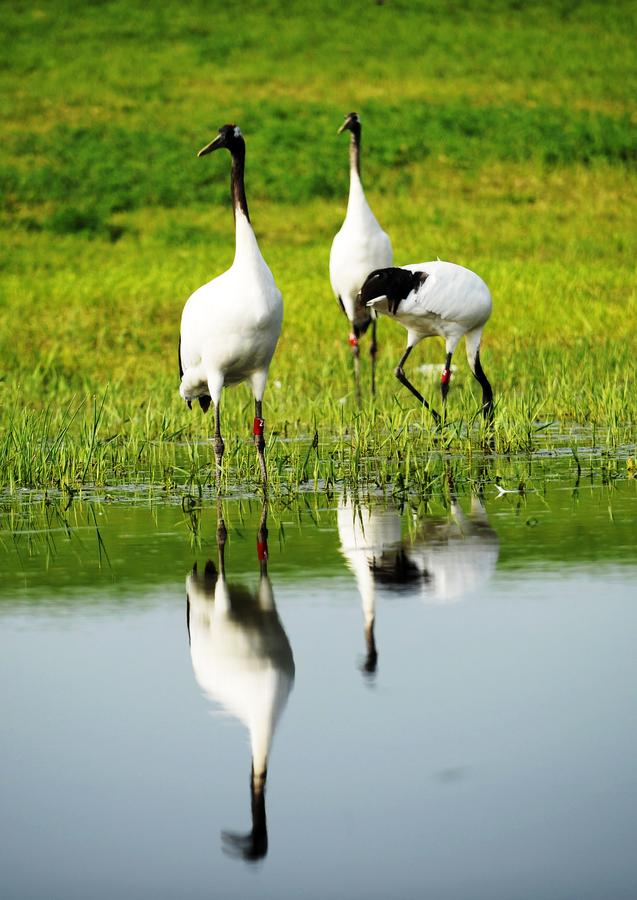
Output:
top-left (1, 0), bottom-right (635, 494)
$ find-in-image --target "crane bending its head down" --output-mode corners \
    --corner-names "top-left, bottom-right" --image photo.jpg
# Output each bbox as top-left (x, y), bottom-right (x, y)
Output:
top-left (358, 262), bottom-right (494, 424)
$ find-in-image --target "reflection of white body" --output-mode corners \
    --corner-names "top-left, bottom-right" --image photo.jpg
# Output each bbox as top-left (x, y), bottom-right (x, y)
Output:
top-left (407, 497), bottom-right (499, 604)
top-left (187, 565), bottom-right (295, 782)
top-left (337, 496), bottom-right (499, 609)
top-left (338, 498), bottom-right (419, 674)
top-left (337, 499), bottom-right (403, 631)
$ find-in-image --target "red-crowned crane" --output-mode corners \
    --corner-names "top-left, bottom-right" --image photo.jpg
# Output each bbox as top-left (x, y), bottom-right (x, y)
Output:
top-left (358, 261), bottom-right (494, 422)
top-left (179, 125), bottom-right (283, 484)
top-left (329, 112), bottom-right (393, 399)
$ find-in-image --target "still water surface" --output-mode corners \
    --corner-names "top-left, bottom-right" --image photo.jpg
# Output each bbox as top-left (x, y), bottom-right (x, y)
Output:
top-left (1, 470), bottom-right (636, 899)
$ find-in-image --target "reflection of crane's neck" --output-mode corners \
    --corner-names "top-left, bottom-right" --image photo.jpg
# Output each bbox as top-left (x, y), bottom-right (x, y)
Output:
top-left (469, 495), bottom-right (490, 525)
top-left (357, 566), bottom-right (376, 628)
top-left (221, 763), bottom-right (269, 861)
top-left (252, 763), bottom-right (267, 793)
top-left (213, 575), bottom-right (231, 615)
top-left (257, 574), bottom-right (275, 611)
top-left (250, 765), bottom-right (268, 857)
top-left (251, 726), bottom-right (272, 786)
top-left (363, 619), bottom-right (378, 675)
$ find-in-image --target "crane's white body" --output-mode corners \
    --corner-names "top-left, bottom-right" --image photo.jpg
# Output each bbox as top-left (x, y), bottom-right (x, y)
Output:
top-left (367, 259), bottom-right (491, 359)
top-left (179, 212), bottom-right (282, 407)
top-left (187, 568), bottom-right (294, 780)
top-left (330, 166), bottom-right (393, 324)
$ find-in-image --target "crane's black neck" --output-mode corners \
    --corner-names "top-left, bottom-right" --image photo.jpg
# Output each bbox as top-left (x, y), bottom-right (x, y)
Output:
top-left (349, 123), bottom-right (362, 177)
top-left (230, 141), bottom-right (250, 223)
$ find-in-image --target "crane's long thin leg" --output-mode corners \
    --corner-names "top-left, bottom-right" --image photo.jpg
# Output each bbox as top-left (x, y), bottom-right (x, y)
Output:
top-left (216, 497), bottom-right (227, 577)
top-left (254, 399), bottom-right (267, 486)
top-left (441, 351), bottom-right (453, 407)
top-left (465, 330), bottom-right (494, 425)
top-left (213, 401), bottom-right (225, 486)
top-left (395, 346), bottom-right (441, 424)
top-left (349, 332), bottom-right (361, 406)
top-left (370, 319), bottom-right (378, 398)
top-left (257, 500), bottom-right (268, 577)
top-left (472, 350), bottom-right (494, 423)
top-left (444, 464), bottom-right (457, 502)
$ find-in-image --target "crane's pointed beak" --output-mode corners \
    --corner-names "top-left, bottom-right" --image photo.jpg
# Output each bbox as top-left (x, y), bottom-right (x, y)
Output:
top-left (197, 134), bottom-right (224, 157)
top-left (337, 120), bottom-right (349, 134)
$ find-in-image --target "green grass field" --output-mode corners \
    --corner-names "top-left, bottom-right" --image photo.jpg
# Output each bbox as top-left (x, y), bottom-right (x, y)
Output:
top-left (1, 0), bottom-right (636, 494)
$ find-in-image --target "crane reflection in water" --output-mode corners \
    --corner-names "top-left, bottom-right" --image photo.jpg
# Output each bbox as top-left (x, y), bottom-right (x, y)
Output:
top-left (186, 504), bottom-right (295, 862)
top-left (338, 486), bottom-right (499, 676)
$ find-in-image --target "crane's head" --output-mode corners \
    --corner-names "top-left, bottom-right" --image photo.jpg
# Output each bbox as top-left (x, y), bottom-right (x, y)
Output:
top-left (198, 124), bottom-right (245, 157)
top-left (358, 268), bottom-right (426, 315)
top-left (338, 111), bottom-right (361, 136)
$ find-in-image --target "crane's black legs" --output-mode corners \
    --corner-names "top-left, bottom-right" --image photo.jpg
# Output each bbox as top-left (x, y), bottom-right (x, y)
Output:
top-left (370, 319), bottom-right (378, 398)
top-left (472, 350), bottom-right (494, 422)
top-left (441, 351), bottom-right (453, 407)
top-left (257, 500), bottom-right (268, 577)
top-left (349, 332), bottom-right (362, 405)
top-left (254, 400), bottom-right (267, 485)
top-left (395, 346), bottom-right (441, 424)
top-left (213, 402), bottom-right (225, 482)
top-left (348, 324), bottom-right (377, 401)
top-left (216, 497), bottom-right (227, 575)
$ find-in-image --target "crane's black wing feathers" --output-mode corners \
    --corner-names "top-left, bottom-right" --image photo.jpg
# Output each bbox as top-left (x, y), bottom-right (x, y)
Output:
top-left (359, 268), bottom-right (427, 316)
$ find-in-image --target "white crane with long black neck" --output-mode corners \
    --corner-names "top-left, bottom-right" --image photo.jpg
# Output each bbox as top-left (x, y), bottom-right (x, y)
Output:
top-left (329, 112), bottom-right (393, 399)
top-left (358, 262), bottom-right (494, 423)
top-left (178, 124), bottom-right (283, 484)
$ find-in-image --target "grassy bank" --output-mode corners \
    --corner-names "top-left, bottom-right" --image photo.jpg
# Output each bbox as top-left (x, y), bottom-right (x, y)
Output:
top-left (1, 1), bottom-right (635, 492)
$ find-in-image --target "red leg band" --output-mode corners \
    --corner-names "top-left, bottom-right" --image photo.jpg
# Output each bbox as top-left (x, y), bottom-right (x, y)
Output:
top-left (441, 368), bottom-right (451, 385)
top-left (257, 540), bottom-right (268, 562)
top-left (348, 333), bottom-right (359, 348)
top-left (253, 417), bottom-right (264, 437)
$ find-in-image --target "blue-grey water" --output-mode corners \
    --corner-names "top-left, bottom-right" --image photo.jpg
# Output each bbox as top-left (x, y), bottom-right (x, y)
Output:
top-left (1, 470), bottom-right (636, 899)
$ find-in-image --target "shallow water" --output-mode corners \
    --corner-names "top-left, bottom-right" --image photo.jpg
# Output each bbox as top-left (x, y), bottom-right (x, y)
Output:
top-left (1, 468), bottom-right (636, 900)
